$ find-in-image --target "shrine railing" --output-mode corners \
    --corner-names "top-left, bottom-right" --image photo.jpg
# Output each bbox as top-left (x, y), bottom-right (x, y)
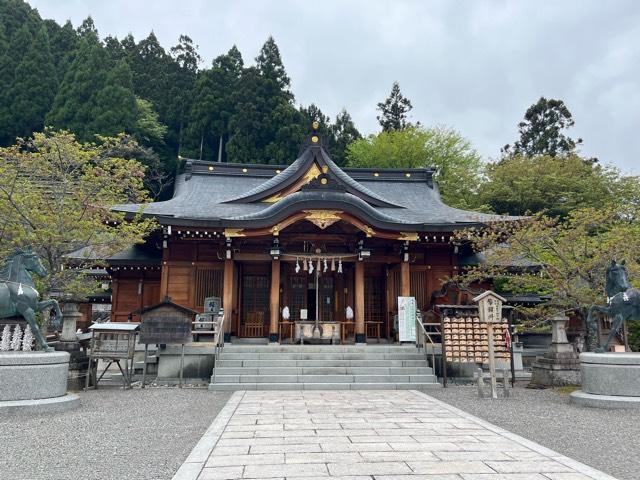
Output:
top-left (210, 313), bottom-right (225, 384)
top-left (415, 312), bottom-right (438, 372)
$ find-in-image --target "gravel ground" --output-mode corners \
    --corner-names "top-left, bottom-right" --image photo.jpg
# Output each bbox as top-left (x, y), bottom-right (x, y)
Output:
top-left (0, 386), bottom-right (231, 480)
top-left (426, 385), bottom-right (640, 480)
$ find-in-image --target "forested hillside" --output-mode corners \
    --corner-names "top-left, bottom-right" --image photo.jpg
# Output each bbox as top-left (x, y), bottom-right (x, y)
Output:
top-left (0, 0), bottom-right (361, 195)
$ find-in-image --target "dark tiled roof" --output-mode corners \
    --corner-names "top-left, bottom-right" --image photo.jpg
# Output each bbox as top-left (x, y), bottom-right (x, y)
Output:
top-left (113, 143), bottom-right (517, 232)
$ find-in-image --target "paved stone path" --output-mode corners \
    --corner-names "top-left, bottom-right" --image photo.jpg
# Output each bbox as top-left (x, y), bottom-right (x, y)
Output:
top-left (173, 390), bottom-right (617, 480)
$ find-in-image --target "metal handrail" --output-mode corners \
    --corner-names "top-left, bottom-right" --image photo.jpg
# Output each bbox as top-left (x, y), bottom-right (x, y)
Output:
top-left (415, 313), bottom-right (438, 372)
top-left (211, 312), bottom-right (226, 384)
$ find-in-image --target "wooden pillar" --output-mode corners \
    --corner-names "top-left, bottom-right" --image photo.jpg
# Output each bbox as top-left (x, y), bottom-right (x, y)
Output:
top-left (355, 260), bottom-right (365, 343)
top-left (269, 259), bottom-right (280, 343)
top-left (400, 261), bottom-right (410, 297)
top-left (159, 248), bottom-right (169, 299)
top-left (223, 258), bottom-right (234, 341)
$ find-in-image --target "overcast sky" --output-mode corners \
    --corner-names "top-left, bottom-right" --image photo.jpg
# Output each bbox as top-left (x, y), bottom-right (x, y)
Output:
top-left (28, 0), bottom-right (640, 173)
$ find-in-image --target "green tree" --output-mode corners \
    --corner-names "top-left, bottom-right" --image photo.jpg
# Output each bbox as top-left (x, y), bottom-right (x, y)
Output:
top-left (376, 81), bottom-right (413, 131)
top-left (166, 35), bottom-right (201, 155)
top-left (478, 155), bottom-right (627, 217)
top-left (255, 36), bottom-right (291, 96)
top-left (44, 20), bottom-right (78, 80)
top-left (0, 24), bottom-right (33, 144)
top-left (187, 45), bottom-right (243, 161)
top-left (8, 26), bottom-right (58, 140)
top-left (44, 19), bottom-right (78, 80)
top-left (347, 126), bottom-right (483, 209)
top-left (0, 0), bottom-right (40, 40)
top-left (452, 205), bottom-right (640, 348)
top-left (133, 97), bottom-right (168, 145)
top-left (90, 58), bottom-right (137, 137)
top-left (46, 38), bottom-right (109, 140)
top-left (227, 38), bottom-right (303, 164)
top-left (0, 130), bottom-right (156, 297)
top-left (503, 97), bottom-right (583, 157)
top-left (76, 16), bottom-right (98, 41)
top-left (329, 109), bottom-right (361, 166)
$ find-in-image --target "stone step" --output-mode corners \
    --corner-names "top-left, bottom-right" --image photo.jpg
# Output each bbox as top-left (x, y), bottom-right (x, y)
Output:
top-left (214, 366), bottom-right (433, 375)
top-left (217, 359), bottom-right (427, 368)
top-left (208, 382), bottom-right (442, 391)
top-left (212, 374), bottom-right (437, 384)
top-left (219, 352), bottom-right (427, 361)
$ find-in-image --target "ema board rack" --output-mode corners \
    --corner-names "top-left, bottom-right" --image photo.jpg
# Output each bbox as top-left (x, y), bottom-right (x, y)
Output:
top-left (442, 315), bottom-right (510, 363)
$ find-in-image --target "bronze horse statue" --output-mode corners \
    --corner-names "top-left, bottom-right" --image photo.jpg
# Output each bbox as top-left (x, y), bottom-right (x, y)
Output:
top-left (0, 248), bottom-right (62, 351)
top-left (587, 259), bottom-right (640, 352)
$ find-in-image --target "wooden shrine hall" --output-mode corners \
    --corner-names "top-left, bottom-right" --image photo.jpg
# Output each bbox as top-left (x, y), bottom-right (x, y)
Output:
top-left (109, 124), bottom-right (510, 343)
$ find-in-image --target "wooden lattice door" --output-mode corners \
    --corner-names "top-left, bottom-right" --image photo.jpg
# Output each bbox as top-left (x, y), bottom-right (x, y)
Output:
top-left (364, 275), bottom-right (384, 339)
top-left (241, 274), bottom-right (269, 337)
top-left (319, 276), bottom-right (335, 322)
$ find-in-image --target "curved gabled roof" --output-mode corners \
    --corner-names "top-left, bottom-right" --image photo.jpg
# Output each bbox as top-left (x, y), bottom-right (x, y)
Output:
top-left (224, 144), bottom-right (401, 208)
top-left (112, 135), bottom-right (518, 232)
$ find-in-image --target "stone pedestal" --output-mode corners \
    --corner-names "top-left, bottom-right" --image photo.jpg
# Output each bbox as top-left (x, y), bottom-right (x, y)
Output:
top-left (571, 352), bottom-right (640, 408)
top-left (529, 314), bottom-right (580, 387)
top-left (0, 351), bottom-right (79, 414)
top-left (54, 302), bottom-right (89, 391)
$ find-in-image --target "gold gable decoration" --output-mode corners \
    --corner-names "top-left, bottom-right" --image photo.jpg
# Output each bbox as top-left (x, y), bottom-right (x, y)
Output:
top-left (263, 163), bottom-right (323, 203)
top-left (303, 210), bottom-right (342, 230)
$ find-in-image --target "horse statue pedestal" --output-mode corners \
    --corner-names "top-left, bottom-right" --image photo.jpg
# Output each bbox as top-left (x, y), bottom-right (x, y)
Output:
top-left (0, 351), bottom-right (79, 414)
top-left (570, 352), bottom-right (640, 409)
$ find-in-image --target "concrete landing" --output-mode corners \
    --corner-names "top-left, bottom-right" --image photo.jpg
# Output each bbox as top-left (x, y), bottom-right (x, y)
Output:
top-left (173, 390), bottom-right (618, 480)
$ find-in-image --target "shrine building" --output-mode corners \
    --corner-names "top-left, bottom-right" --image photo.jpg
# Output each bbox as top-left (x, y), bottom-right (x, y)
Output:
top-left (108, 126), bottom-right (510, 343)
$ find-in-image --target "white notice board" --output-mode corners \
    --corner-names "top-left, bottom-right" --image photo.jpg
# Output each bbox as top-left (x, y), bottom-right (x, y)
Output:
top-left (398, 296), bottom-right (417, 342)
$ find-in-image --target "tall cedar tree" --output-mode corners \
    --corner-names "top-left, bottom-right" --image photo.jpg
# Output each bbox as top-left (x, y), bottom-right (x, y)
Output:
top-left (377, 81), bottom-right (413, 131)
top-left (0, 0), bottom-right (40, 40)
top-left (0, 25), bottom-right (33, 144)
top-left (503, 97), bottom-right (583, 157)
top-left (90, 59), bottom-right (137, 136)
top-left (43, 19), bottom-right (78, 81)
top-left (8, 26), bottom-right (58, 140)
top-left (188, 45), bottom-right (243, 161)
top-left (227, 37), bottom-right (304, 164)
top-left (45, 38), bottom-right (109, 140)
top-left (167, 35), bottom-right (201, 155)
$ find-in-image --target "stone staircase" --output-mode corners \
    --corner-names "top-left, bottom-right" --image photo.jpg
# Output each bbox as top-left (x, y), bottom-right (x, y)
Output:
top-left (208, 344), bottom-right (440, 391)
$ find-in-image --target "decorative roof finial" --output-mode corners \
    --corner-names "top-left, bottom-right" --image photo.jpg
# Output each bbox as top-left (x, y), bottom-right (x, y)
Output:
top-left (311, 121), bottom-right (320, 144)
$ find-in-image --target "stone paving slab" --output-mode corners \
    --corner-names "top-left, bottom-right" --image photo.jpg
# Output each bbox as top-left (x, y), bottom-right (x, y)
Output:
top-left (172, 390), bottom-right (618, 480)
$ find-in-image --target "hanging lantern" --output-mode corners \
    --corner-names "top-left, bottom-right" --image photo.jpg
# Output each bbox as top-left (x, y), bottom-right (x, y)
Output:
top-left (331, 257), bottom-right (336, 271)
top-left (295, 257), bottom-right (300, 273)
top-left (323, 258), bottom-right (328, 273)
top-left (338, 258), bottom-right (343, 273)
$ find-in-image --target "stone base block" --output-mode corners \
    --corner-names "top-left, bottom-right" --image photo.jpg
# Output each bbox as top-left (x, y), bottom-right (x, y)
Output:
top-left (0, 393), bottom-right (80, 415)
top-left (0, 351), bottom-right (70, 401)
top-left (157, 344), bottom-right (214, 380)
top-left (570, 352), bottom-right (640, 409)
top-left (529, 363), bottom-right (580, 387)
top-left (570, 390), bottom-right (640, 409)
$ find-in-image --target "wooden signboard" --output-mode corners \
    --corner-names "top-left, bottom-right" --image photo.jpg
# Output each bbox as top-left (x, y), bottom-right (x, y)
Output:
top-left (139, 316), bottom-right (192, 345)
